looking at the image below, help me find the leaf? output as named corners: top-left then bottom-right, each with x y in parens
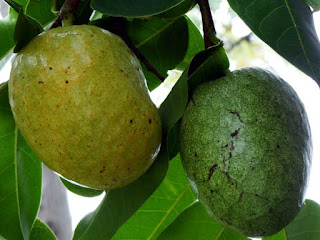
top-left (29, 219), bottom-right (57, 240)
top-left (306, 0), bottom-right (320, 11)
top-left (90, 0), bottom-right (185, 17)
top-left (156, 0), bottom-right (196, 19)
top-left (126, 16), bottom-right (189, 90)
top-left (14, 9), bottom-right (43, 52)
top-left (72, 147), bottom-right (169, 240)
top-left (227, 0), bottom-right (320, 84)
top-left (0, 16), bottom-right (16, 66)
top-left (159, 43), bottom-right (229, 158)
top-left (264, 199), bottom-right (320, 240)
top-left (4, 0), bottom-right (22, 13)
top-left (158, 202), bottom-right (250, 240)
top-left (0, 83), bottom-right (42, 240)
top-left (176, 16), bottom-right (205, 71)
top-left (76, 0), bottom-right (94, 25)
top-left (26, 0), bottom-right (56, 26)
top-left (113, 154), bottom-right (196, 240)
top-left (60, 177), bottom-right (104, 198)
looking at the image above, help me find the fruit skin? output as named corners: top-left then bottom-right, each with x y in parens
top-left (180, 67), bottom-right (312, 237)
top-left (9, 25), bottom-right (162, 189)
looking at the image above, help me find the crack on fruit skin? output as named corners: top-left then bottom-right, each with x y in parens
top-left (228, 109), bottom-right (244, 123)
top-left (207, 164), bottom-right (218, 180)
top-left (231, 128), bottom-right (240, 138)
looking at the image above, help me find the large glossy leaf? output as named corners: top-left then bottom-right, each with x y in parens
top-left (91, 0), bottom-right (185, 17)
top-left (176, 16), bottom-right (204, 71)
top-left (60, 177), bottom-right (103, 198)
top-left (227, 0), bottom-right (320, 84)
top-left (264, 199), bottom-right (320, 240)
top-left (14, 9), bottom-right (43, 52)
top-left (126, 16), bottom-right (189, 90)
top-left (159, 43), bottom-right (229, 158)
top-left (29, 219), bottom-right (57, 240)
top-left (156, 0), bottom-right (195, 19)
top-left (158, 201), bottom-right (250, 240)
top-left (72, 147), bottom-right (169, 240)
top-left (113, 154), bottom-right (196, 240)
top-left (26, 0), bottom-right (56, 26)
top-left (0, 83), bottom-right (42, 240)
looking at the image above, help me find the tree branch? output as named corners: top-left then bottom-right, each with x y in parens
top-left (196, 0), bottom-right (220, 48)
top-left (51, 0), bottom-right (81, 29)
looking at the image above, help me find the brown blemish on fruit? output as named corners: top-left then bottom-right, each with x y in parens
top-left (228, 110), bottom-right (243, 122)
top-left (239, 192), bottom-right (243, 202)
top-left (208, 164), bottom-right (218, 181)
top-left (100, 166), bottom-right (106, 173)
top-left (38, 81), bottom-right (44, 84)
top-left (149, 118), bottom-right (152, 124)
top-left (231, 128), bottom-right (240, 138)
top-left (65, 80), bottom-right (69, 84)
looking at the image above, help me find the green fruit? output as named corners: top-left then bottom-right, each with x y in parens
top-left (9, 25), bottom-right (162, 189)
top-left (180, 67), bottom-right (312, 237)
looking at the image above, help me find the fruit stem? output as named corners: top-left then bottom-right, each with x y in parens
top-left (196, 0), bottom-right (220, 48)
top-left (51, 0), bottom-right (81, 28)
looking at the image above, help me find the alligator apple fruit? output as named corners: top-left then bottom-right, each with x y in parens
top-left (9, 25), bottom-right (162, 189)
top-left (180, 67), bottom-right (312, 237)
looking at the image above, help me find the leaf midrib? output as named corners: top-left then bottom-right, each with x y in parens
top-left (283, 0), bottom-right (316, 79)
top-left (135, 19), bottom-right (178, 48)
top-left (146, 184), bottom-right (191, 240)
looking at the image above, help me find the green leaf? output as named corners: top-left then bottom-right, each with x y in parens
top-left (159, 43), bottom-right (229, 158)
top-left (158, 202), bottom-right (250, 240)
top-left (156, 0), bottom-right (196, 19)
top-left (26, 0), bottom-right (56, 26)
top-left (264, 199), bottom-right (320, 240)
top-left (51, 0), bottom-right (64, 13)
top-left (0, 83), bottom-right (42, 240)
top-left (113, 154), bottom-right (196, 240)
top-left (306, 0), bottom-right (320, 10)
top-left (126, 16), bottom-right (189, 90)
top-left (4, 0), bottom-right (22, 13)
top-left (75, 0), bottom-right (93, 25)
top-left (72, 147), bottom-right (169, 240)
top-left (176, 16), bottom-right (205, 71)
top-left (29, 219), bottom-right (57, 240)
top-left (227, 0), bottom-right (320, 84)
top-left (90, 0), bottom-right (185, 17)
top-left (14, 9), bottom-right (43, 52)
top-left (60, 177), bottom-right (103, 198)
top-left (0, 17), bottom-right (16, 67)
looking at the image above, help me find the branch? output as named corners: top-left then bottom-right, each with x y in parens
top-left (225, 33), bottom-right (253, 52)
top-left (196, 0), bottom-right (220, 48)
top-left (108, 18), bottom-right (165, 82)
top-left (51, 0), bottom-right (81, 29)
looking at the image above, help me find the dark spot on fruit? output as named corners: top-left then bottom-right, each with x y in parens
top-left (68, 67), bottom-right (70, 69)
top-left (251, 167), bottom-right (255, 171)
top-left (210, 189), bottom-right (214, 193)
top-left (100, 166), bottom-right (106, 173)
top-left (91, 34), bottom-right (93, 37)
top-left (230, 141), bottom-right (234, 150)
top-left (269, 208), bottom-right (273, 213)
top-left (38, 81), bottom-right (44, 84)
top-left (217, 140), bottom-right (220, 143)
top-left (228, 110), bottom-right (243, 122)
top-left (130, 119), bottom-right (133, 123)
top-left (238, 192), bottom-right (243, 202)
top-left (231, 128), bottom-right (240, 138)
top-left (208, 164), bottom-right (218, 181)
top-left (226, 220), bottom-right (232, 225)
top-left (223, 143), bottom-right (229, 148)
top-left (49, 67), bottom-right (52, 70)
top-left (224, 171), bottom-right (231, 182)
top-left (112, 178), bottom-right (117, 182)
top-left (120, 69), bottom-right (124, 72)
top-left (65, 80), bottom-right (69, 84)
top-left (149, 118), bottom-right (152, 124)
top-left (277, 144), bottom-right (280, 148)
top-left (228, 152), bottom-right (232, 159)
top-left (135, 67), bottom-right (140, 71)
top-left (194, 152), bottom-right (198, 158)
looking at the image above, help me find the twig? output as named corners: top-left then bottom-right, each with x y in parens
top-left (51, 0), bottom-right (81, 29)
top-left (196, 0), bottom-right (220, 48)
top-left (108, 17), bottom-right (165, 82)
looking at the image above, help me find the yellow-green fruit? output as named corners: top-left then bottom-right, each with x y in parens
top-left (9, 25), bottom-right (162, 189)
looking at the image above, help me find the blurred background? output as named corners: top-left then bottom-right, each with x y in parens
top-left (0, 0), bottom-right (319, 239)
